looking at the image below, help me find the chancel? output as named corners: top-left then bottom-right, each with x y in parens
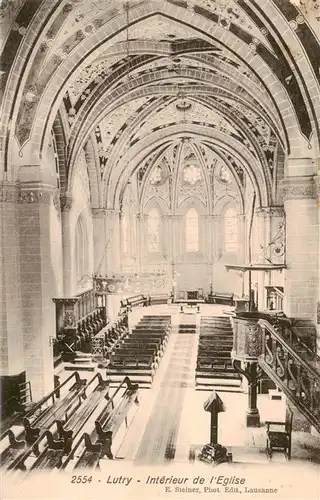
top-left (0, 0), bottom-right (320, 481)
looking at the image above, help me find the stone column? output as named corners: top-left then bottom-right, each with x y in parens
top-left (18, 181), bottom-right (57, 400)
top-left (282, 171), bottom-right (318, 348)
top-left (92, 208), bottom-right (106, 275)
top-left (246, 362), bottom-right (260, 427)
top-left (237, 213), bottom-right (246, 263)
top-left (0, 182), bottom-right (24, 376)
top-left (61, 192), bottom-right (74, 296)
top-left (317, 173), bottom-right (320, 356)
top-left (170, 214), bottom-right (181, 294)
top-left (137, 213), bottom-right (148, 273)
top-left (105, 209), bottom-right (120, 274)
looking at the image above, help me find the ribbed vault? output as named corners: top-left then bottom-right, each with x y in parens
top-left (1, 0), bottom-right (319, 212)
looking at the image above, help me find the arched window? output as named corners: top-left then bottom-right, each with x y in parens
top-left (75, 215), bottom-right (88, 283)
top-left (186, 207), bottom-right (199, 252)
top-left (147, 208), bottom-right (160, 253)
top-left (224, 207), bottom-right (238, 253)
top-left (122, 214), bottom-right (128, 255)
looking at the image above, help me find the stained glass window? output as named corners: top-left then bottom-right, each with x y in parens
top-left (219, 165), bottom-right (231, 184)
top-left (186, 207), bottom-right (199, 252)
top-left (147, 208), bottom-right (160, 253)
top-left (224, 207), bottom-right (238, 252)
top-left (150, 166), bottom-right (163, 184)
top-left (183, 164), bottom-right (201, 185)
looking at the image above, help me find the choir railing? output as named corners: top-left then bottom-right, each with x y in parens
top-left (52, 289), bottom-right (107, 359)
top-left (258, 319), bottom-right (320, 433)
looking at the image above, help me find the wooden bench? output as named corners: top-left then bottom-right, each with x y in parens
top-left (196, 358), bottom-right (234, 371)
top-left (131, 331), bottom-right (169, 341)
top-left (133, 323), bottom-right (170, 329)
top-left (199, 337), bottom-right (233, 343)
top-left (127, 294), bottom-right (148, 308)
top-left (111, 347), bottom-right (161, 359)
top-left (0, 372), bottom-right (86, 469)
top-left (149, 294), bottom-right (169, 305)
top-left (207, 292), bottom-right (234, 305)
top-left (115, 341), bottom-right (164, 354)
top-left (0, 397), bottom-right (25, 438)
top-left (94, 377), bottom-right (139, 459)
top-left (143, 314), bottom-right (171, 317)
top-left (61, 377), bottom-right (139, 469)
top-left (5, 372), bottom-right (103, 471)
top-left (22, 373), bottom-right (87, 452)
top-left (109, 353), bottom-right (156, 368)
top-left (119, 340), bottom-right (164, 351)
top-left (29, 374), bottom-right (110, 469)
top-left (132, 326), bottom-right (170, 334)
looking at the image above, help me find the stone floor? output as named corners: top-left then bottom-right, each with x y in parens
top-left (3, 305), bottom-right (319, 500)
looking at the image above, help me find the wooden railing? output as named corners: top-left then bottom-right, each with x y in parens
top-left (258, 319), bottom-right (320, 433)
top-left (261, 312), bottom-right (318, 362)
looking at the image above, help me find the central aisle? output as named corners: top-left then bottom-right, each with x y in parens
top-left (133, 313), bottom-right (199, 465)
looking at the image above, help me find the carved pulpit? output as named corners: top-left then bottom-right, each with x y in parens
top-left (197, 391), bottom-right (232, 466)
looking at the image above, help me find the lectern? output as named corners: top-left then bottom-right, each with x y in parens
top-left (197, 391), bottom-right (232, 465)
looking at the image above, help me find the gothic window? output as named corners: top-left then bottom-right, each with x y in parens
top-left (224, 207), bottom-right (238, 253)
top-left (218, 165), bottom-right (231, 184)
top-left (182, 164), bottom-right (201, 185)
top-left (75, 215), bottom-right (88, 283)
top-left (147, 208), bottom-right (160, 253)
top-left (186, 207), bottom-right (199, 252)
top-left (150, 165), bottom-right (163, 185)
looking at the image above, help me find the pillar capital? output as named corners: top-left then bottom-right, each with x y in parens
top-left (0, 181), bottom-right (19, 203)
top-left (137, 212), bottom-right (148, 221)
top-left (92, 207), bottom-right (106, 218)
top-left (105, 208), bottom-right (120, 216)
top-left (281, 175), bottom-right (317, 201)
top-left (255, 206), bottom-right (284, 217)
top-left (60, 192), bottom-right (73, 211)
top-left (163, 214), bottom-right (180, 219)
top-left (18, 181), bottom-right (56, 204)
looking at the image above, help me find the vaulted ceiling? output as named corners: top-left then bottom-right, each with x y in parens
top-left (1, 0), bottom-right (319, 209)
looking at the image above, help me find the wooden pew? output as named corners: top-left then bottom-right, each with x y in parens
top-left (149, 294), bottom-right (169, 305)
top-left (0, 397), bottom-right (25, 438)
top-left (119, 340), bottom-right (164, 352)
top-left (109, 354), bottom-right (156, 369)
top-left (60, 377), bottom-right (139, 469)
top-left (131, 327), bottom-right (169, 336)
top-left (94, 376), bottom-right (139, 459)
top-left (126, 294), bottom-right (148, 309)
top-left (0, 372), bottom-right (86, 469)
top-left (130, 332), bottom-right (169, 342)
top-left (29, 374), bottom-right (110, 469)
top-left (22, 373), bottom-right (87, 452)
top-left (207, 291), bottom-right (234, 305)
top-left (143, 315), bottom-right (171, 318)
top-left (132, 323), bottom-right (170, 329)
